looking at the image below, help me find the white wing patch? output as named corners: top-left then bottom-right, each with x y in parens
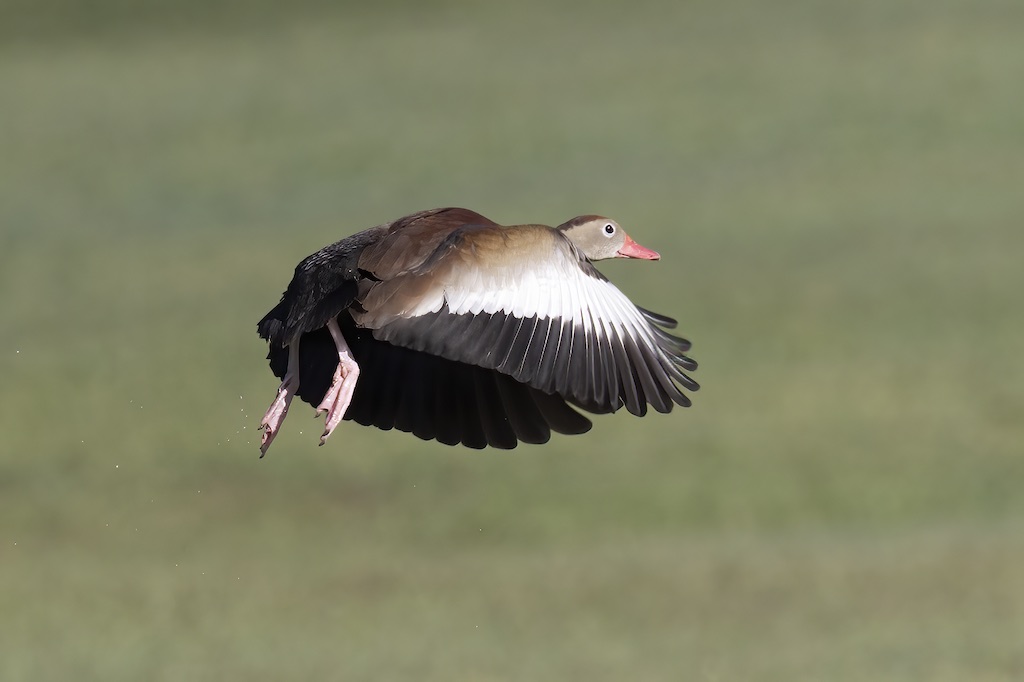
top-left (432, 251), bottom-right (657, 354)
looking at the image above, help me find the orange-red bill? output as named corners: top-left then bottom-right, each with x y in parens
top-left (616, 234), bottom-right (661, 260)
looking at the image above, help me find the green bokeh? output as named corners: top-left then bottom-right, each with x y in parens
top-left (3, 1), bottom-right (1023, 679)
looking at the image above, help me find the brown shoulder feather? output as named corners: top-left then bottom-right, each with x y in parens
top-left (358, 207), bottom-right (499, 279)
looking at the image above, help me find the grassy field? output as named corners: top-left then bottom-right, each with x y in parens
top-left (3, 0), bottom-right (1024, 679)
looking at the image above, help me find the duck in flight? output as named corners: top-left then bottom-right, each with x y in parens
top-left (257, 207), bottom-right (698, 456)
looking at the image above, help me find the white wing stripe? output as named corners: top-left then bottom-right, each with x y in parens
top-left (436, 257), bottom-right (665, 355)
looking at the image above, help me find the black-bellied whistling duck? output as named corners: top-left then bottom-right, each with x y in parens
top-left (257, 207), bottom-right (698, 456)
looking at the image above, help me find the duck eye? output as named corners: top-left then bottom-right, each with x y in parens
top-left (603, 223), bottom-right (615, 236)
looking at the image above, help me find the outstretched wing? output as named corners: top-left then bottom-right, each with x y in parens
top-left (353, 224), bottom-right (698, 416)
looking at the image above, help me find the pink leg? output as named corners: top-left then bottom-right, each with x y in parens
top-left (259, 343), bottom-right (300, 457)
top-left (317, 318), bottom-right (360, 446)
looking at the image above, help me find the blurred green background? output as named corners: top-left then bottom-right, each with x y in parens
top-left (3, 0), bottom-right (1023, 679)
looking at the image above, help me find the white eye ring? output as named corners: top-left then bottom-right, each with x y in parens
top-left (603, 223), bottom-right (615, 236)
